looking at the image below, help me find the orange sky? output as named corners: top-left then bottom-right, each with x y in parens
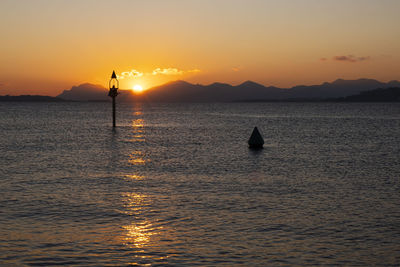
top-left (1, 0), bottom-right (399, 96)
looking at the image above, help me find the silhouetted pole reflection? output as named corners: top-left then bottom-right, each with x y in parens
top-left (108, 70), bottom-right (119, 127)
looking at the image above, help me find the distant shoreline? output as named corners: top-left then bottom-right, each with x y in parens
top-left (0, 95), bottom-right (69, 102)
top-left (0, 95), bottom-right (109, 103)
top-left (1, 87), bottom-right (399, 103)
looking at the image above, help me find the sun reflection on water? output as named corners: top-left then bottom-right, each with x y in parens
top-left (119, 104), bottom-right (164, 251)
top-left (131, 112), bottom-right (145, 143)
top-left (121, 192), bottom-right (149, 211)
top-left (129, 107), bottom-right (148, 164)
top-left (123, 221), bottom-right (162, 248)
top-left (132, 118), bottom-right (144, 128)
top-left (120, 193), bottom-right (164, 249)
top-left (124, 174), bottom-right (145, 180)
top-left (129, 151), bottom-right (149, 165)
top-left (133, 109), bottom-right (143, 116)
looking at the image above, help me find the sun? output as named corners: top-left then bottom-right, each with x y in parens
top-left (132, 84), bottom-right (144, 93)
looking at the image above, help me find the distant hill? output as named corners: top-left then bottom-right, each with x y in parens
top-left (130, 80), bottom-right (285, 102)
top-left (134, 78), bottom-right (400, 102)
top-left (56, 79), bottom-right (400, 102)
top-left (333, 87), bottom-right (400, 102)
top-left (0, 95), bottom-right (67, 102)
top-left (287, 79), bottom-right (399, 99)
top-left (57, 83), bottom-right (137, 102)
top-left (57, 83), bottom-right (109, 101)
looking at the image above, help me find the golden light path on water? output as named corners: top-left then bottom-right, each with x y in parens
top-left (124, 174), bottom-right (145, 181)
top-left (121, 192), bottom-right (161, 249)
top-left (120, 104), bottom-right (163, 252)
top-left (129, 151), bottom-right (147, 165)
top-left (130, 118), bottom-right (145, 142)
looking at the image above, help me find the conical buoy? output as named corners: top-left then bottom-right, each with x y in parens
top-left (248, 127), bottom-right (264, 149)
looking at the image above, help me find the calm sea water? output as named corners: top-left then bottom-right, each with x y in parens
top-left (0, 102), bottom-right (399, 266)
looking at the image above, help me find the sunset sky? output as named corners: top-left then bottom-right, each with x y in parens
top-left (1, 0), bottom-right (399, 96)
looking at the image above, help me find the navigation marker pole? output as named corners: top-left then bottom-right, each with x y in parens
top-left (108, 70), bottom-right (119, 127)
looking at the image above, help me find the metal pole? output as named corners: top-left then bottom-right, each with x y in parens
top-left (112, 96), bottom-right (116, 127)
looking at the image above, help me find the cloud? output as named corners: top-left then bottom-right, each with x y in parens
top-left (152, 68), bottom-right (183, 75)
top-left (232, 67), bottom-right (240, 72)
top-left (187, 69), bottom-right (201, 73)
top-left (117, 69), bottom-right (143, 79)
top-left (118, 67), bottom-right (201, 78)
top-left (333, 55), bottom-right (371, 63)
top-left (320, 57), bottom-right (328, 61)
top-left (151, 68), bottom-right (201, 75)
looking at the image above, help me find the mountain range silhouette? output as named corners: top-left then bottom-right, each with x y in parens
top-left (57, 78), bottom-right (400, 102)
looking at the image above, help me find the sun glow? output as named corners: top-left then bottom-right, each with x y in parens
top-left (132, 84), bottom-right (144, 93)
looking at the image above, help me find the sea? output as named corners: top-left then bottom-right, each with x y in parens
top-left (0, 102), bottom-right (399, 266)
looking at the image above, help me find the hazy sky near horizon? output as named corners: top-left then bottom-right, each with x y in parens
top-left (1, 0), bottom-right (399, 95)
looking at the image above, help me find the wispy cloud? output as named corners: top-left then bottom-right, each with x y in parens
top-left (118, 69), bottom-right (143, 79)
top-left (333, 55), bottom-right (371, 63)
top-left (152, 68), bottom-right (183, 75)
top-left (118, 67), bottom-right (200, 79)
top-left (187, 69), bottom-right (201, 74)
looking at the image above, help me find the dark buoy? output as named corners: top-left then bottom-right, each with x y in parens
top-left (248, 127), bottom-right (264, 149)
